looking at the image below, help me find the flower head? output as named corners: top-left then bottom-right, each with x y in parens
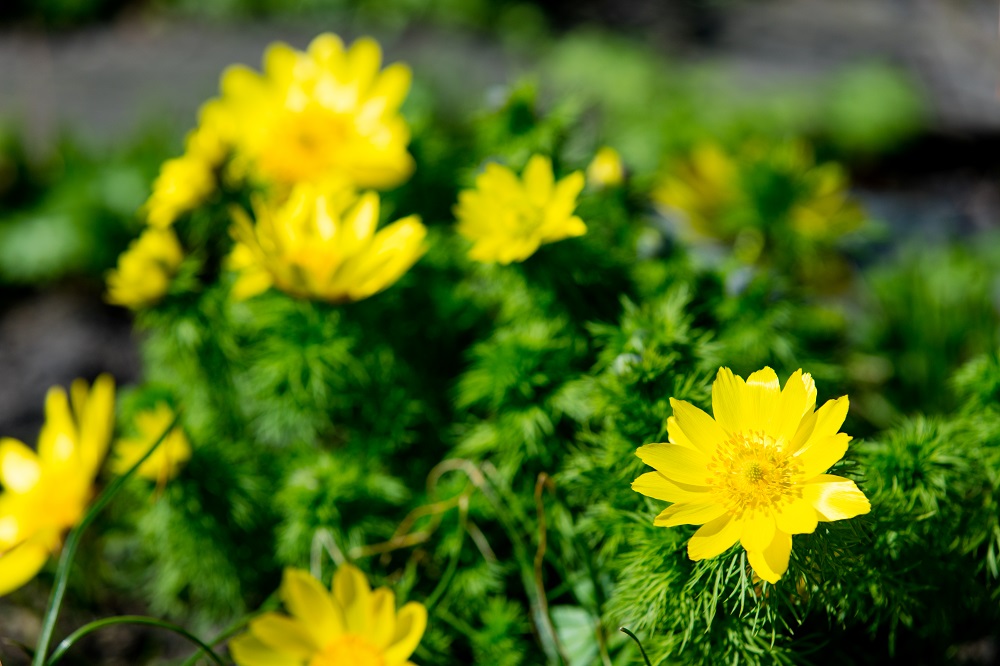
top-left (228, 184), bottom-right (426, 303)
top-left (0, 375), bottom-right (115, 595)
top-left (455, 155), bottom-right (586, 264)
top-left (106, 227), bottom-right (183, 309)
top-left (212, 33), bottom-right (414, 190)
top-left (230, 565), bottom-right (427, 666)
top-left (586, 146), bottom-right (625, 188)
top-left (145, 153), bottom-right (217, 229)
top-left (113, 403), bottom-right (191, 484)
top-left (632, 367), bottom-right (870, 583)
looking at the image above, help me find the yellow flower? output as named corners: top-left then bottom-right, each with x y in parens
top-left (228, 184), bottom-right (427, 303)
top-left (0, 375), bottom-right (115, 596)
top-left (113, 403), bottom-right (191, 484)
top-left (586, 146), bottom-right (625, 188)
top-left (229, 565), bottom-right (427, 666)
top-left (455, 155), bottom-right (586, 264)
top-left (106, 227), bottom-right (184, 310)
top-left (145, 153), bottom-right (217, 229)
top-left (652, 143), bottom-right (742, 240)
top-left (213, 33), bottom-right (414, 190)
top-left (632, 367), bottom-right (870, 583)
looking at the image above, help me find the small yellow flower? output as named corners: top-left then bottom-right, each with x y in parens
top-left (586, 146), bottom-right (625, 188)
top-left (632, 367), bottom-right (871, 583)
top-left (652, 143), bottom-right (742, 240)
top-left (213, 33), bottom-right (414, 190)
top-left (113, 403), bottom-right (191, 484)
top-left (229, 565), bottom-right (427, 666)
top-left (455, 155), bottom-right (586, 264)
top-left (106, 228), bottom-right (184, 310)
top-left (0, 375), bottom-right (115, 596)
top-left (145, 153), bottom-right (217, 229)
top-left (228, 184), bottom-right (427, 303)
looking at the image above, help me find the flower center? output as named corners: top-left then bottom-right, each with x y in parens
top-left (310, 635), bottom-right (385, 666)
top-left (260, 106), bottom-right (350, 183)
top-left (708, 431), bottom-right (800, 515)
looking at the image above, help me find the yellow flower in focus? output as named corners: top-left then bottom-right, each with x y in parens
top-left (632, 367), bottom-right (870, 583)
top-left (214, 33), bottom-right (414, 189)
top-left (228, 184), bottom-right (427, 303)
top-left (145, 154), bottom-right (217, 229)
top-left (230, 565), bottom-right (427, 666)
top-left (106, 228), bottom-right (184, 310)
top-left (587, 146), bottom-right (625, 188)
top-left (455, 155), bottom-right (586, 264)
top-left (113, 404), bottom-right (191, 484)
top-left (0, 375), bottom-right (115, 596)
top-left (652, 143), bottom-right (742, 240)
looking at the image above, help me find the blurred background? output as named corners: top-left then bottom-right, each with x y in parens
top-left (0, 1), bottom-right (999, 661)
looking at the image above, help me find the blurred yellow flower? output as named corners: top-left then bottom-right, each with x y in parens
top-left (455, 155), bottom-right (586, 264)
top-left (229, 184), bottom-right (426, 303)
top-left (230, 565), bottom-right (427, 666)
top-left (586, 146), bottom-right (625, 188)
top-left (652, 143), bottom-right (742, 240)
top-left (632, 367), bottom-right (870, 583)
top-left (0, 375), bottom-right (115, 596)
top-left (213, 33), bottom-right (414, 190)
top-left (145, 153), bottom-right (217, 229)
top-left (106, 227), bottom-right (183, 310)
top-left (113, 403), bottom-right (191, 484)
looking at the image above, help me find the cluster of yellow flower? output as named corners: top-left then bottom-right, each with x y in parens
top-left (107, 33), bottom-right (610, 311)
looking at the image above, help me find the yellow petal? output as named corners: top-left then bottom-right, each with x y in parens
top-left (77, 374), bottom-right (116, 478)
top-left (340, 191), bottom-right (380, 258)
top-left (635, 444), bottom-right (710, 486)
top-left (631, 471), bottom-right (710, 503)
top-left (522, 155), bottom-right (554, 209)
top-left (744, 367), bottom-right (781, 433)
top-left (668, 399), bottom-right (727, 457)
top-left (774, 499), bottom-right (819, 535)
top-left (340, 216), bottom-right (427, 301)
top-left (368, 587), bottom-right (397, 648)
top-left (248, 612), bottom-right (319, 658)
top-left (368, 63), bottom-right (412, 114)
top-left (654, 501), bottom-right (727, 527)
top-left (229, 632), bottom-right (302, 666)
top-left (712, 367), bottom-right (746, 436)
top-left (37, 387), bottom-right (77, 467)
top-left (773, 369), bottom-right (809, 446)
top-left (746, 530), bottom-right (792, 584)
top-left (333, 564), bottom-right (372, 635)
top-left (687, 514), bottom-right (741, 561)
top-left (280, 568), bottom-right (344, 643)
top-left (346, 37), bottom-right (383, 94)
top-left (802, 475), bottom-right (871, 521)
top-left (382, 601), bottom-right (427, 663)
top-left (0, 538), bottom-right (50, 596)
top-left (739, 511), bottom-right (776, 552)
top-left (810, 396), bottom-right (850, 442)
top-left (0, 438), bottom-right (41, 493)
top-left (794, 433), bottom-right (851, 480)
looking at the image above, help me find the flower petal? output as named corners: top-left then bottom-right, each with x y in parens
top-left (802, 474), bottom-right (871, 522)
top-left (280, 568), bottom-right (344, 644)
top-left (229, 632), bottom-right (302, 666)
top-left (747, 530), bottom-right (792, 584)
top-left (668, 400), bottom-right (727, 457)
top-left (368, 587), bottom-right (396, 648)
top-left (773, 369), bottom-right (809, 446)
top-left (0, 438), bottom-right (41, 493)
top-left (248, 612), bottom-right (319, 658)
top-left (712, 367), bottom-right (747, 436)
top-left (739, 511), bottom-right (776, 552)
top-left (382, 601), bottom-right (427, 663)
top-left (635, 444), bottom-right (711, 486)
top-left (522, 155), bottom-right (554, 208)
top-left (744, 367), bottom-right (781, 433)
top-left (333, 563), bottom-right (373, 635)
top-left (0, 538), bottom-right (51, 596)
top-left (631, 471), bottom-right (710, 503)
top-left (774, 498), bottom-right (819, 535)
top-left (654, 501), bottom-right (727, 527)
top-left (687, 514), bottom-right (741, 560)
top-left (794, 433), bottom-right (851, 479)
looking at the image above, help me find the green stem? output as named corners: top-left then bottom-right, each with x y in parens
top-left (32, 413), bottom-right (181, 666)
top-left (45, 615), bottom-right (224, 666)
top-left (424, 498), bottom-right (468, 613)
top-left (620, 627), bottom-right (653, 666)
top-left (179, 591), bottom-right (280, 666)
